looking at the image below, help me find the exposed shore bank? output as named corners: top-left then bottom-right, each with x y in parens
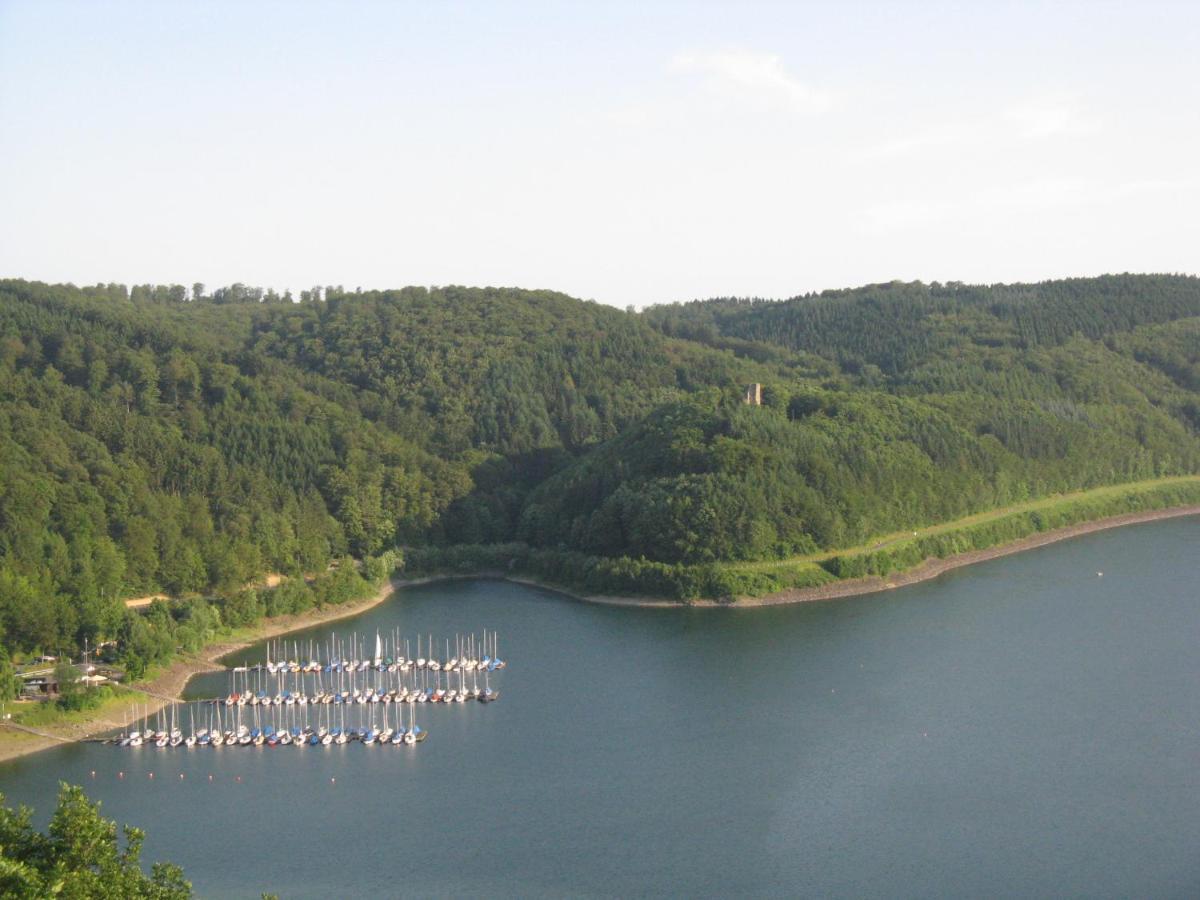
top-left (708, 503), bottom-right (1200, 607)
top-left (3, 502), bottom-right (1197, 764)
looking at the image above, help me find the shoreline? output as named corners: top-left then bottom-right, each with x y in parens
top-left (2, 501), bottom-right (1197, 764)
top-left (580, 503), bottom-right (1200, 608)
top-left (709, 503), bottom-right (1200, 607)
top-left (395, 503), bottom-right (1200, 609)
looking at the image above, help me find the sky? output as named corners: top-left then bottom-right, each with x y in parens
top-left (1, 0), bottom-right (1198, 308)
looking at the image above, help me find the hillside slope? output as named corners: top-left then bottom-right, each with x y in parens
top-left (516, 275), bottom-right (1200, 563)
top-left (0, 274), bottom-right (1197, 660)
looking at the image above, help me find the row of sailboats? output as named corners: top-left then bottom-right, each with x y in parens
top-left (221, 630), bottom-right (502, 707)
top-left (255, 630), bottom-right (505, 675)
top-left (117, 694), bottom-right (428, 748)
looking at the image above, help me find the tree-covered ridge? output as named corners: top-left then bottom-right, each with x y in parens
top-left (236, 284), bottom-right (774, 545)
top-left (245, 284), bottom-right (752, 456)
top-left (644, 274), bottom-right (1200, 375)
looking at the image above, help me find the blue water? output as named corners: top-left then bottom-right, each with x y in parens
top-left (2, 516), bottom-right (1198, 898)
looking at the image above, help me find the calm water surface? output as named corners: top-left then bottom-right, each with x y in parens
top-left (2, 517), bottom-right (1198, 898)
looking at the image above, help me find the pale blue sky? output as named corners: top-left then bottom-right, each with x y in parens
top-left (1, 1), bottom-right (1197, 307)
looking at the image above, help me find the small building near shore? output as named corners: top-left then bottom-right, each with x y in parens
top-left (21, 676), bottom-right (59, 698)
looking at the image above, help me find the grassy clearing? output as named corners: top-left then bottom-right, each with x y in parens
top-left (8, 686), bottom-right (145, 731)
top-left (0, 726), bottom-right (44, 760)
top-left (744, 475), bottom-right (1200, 571)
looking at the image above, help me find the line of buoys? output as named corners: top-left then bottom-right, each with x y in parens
top-left (82, 770), bottom-right (290, 785)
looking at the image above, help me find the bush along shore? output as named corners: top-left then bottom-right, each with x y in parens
top-left (401, 477), bottom-right (1200, 603)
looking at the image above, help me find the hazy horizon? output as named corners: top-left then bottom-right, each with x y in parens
top-left (4, 270), bottom-right (1199, 311)
top-left (2, 1), bottom-right (1198, 308)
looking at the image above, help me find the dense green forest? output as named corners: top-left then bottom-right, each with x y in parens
top-left (642, 274), bottom-right (1200, 376)
top-left (1, 274), bottom-right (1198, 665)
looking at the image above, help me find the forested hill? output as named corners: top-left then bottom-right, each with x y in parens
top-left (1, 274), bottom-right (1198, 663)
top-left (642, 274), bottom-right (1200, 376)
top-left (0, 279), bottom-right (763, 659)
top-left (244, 285), bottom-right (759, 456)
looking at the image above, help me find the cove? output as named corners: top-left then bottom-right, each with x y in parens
top-left (1, 515), bottom-right (1197, 898)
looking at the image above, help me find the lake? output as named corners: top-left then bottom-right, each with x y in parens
top-left (2, 516), bottom-right (1198, 898)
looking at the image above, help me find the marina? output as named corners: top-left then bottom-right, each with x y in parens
top-left (110, 630), bottom-right (505, 750)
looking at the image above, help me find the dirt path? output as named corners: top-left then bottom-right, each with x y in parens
top-left (123, 573), bottom-right (287, 609)
top-left (123, 593), bottom-right (169, 609)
